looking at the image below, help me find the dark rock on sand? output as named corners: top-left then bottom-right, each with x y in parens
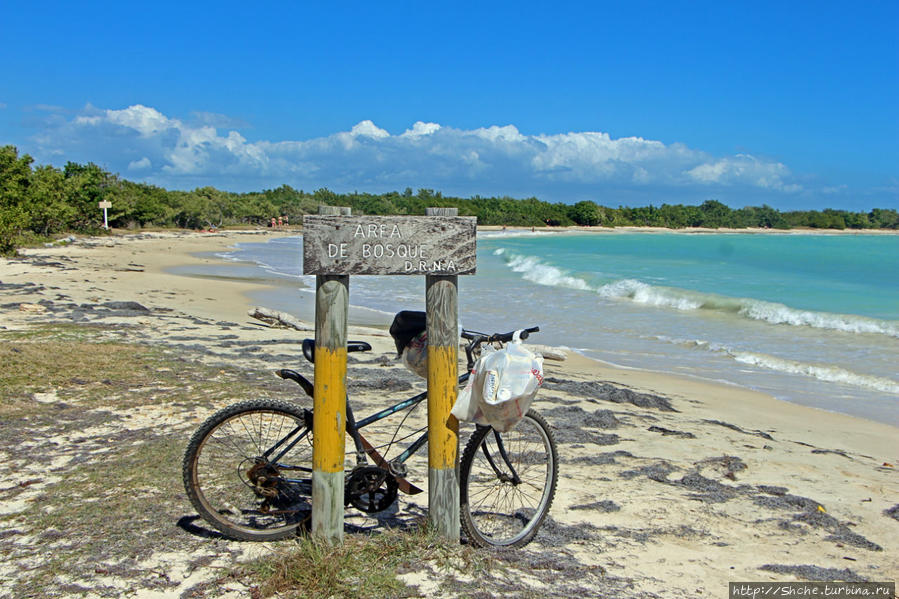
top-left (571, 500), bottom-right (621, 512)
top-left (0, 282), bottom-right (45, 295)
top-left (537, 515), bottom-right (603, 543)
top-left (647, 425), bottom-right (695, 439)
top-left (676, 472), bottom-right (748, 503)
top-left (758, 564), bottom-right (869, 582)
top-left (811, 448), bottom-right (852, 459)
top-left (884, 504), bottom-right (899, 521)
top-left (751, 491), bottom-right (822, 513)
top-left (753, 490), bottom-right (882, 551)
top-left (552, 428), bottom-right (620, 446)
top-left (695, 455), bottom-right (747, 479)
top-left (619, 461), bottom-right (677, 482)
top-left (543, 405), bottom-right (620, 429)
top-left (790, 512), bottom-right (882, 552)
top-left (701, 419), bottom-right (774, 440)
top-left (543, 377), bottom-right (676, 412)
top-left (542, 405), bottom-right (621, 444)
top-left (566, 450), bottom-right (635, 466)
top-left (102, 301), bottom-right (150, 312)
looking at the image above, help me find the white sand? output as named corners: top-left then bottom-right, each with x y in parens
top-left (1, 229), bottom-right (896, 597)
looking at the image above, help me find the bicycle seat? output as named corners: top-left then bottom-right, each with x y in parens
top-left (302, 339), bottom-right (372, 363)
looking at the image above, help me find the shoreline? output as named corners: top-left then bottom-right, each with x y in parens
top-left (477, 225), bottom-right (899, 235)
top-left (209, 228), bottom-right (899, 425)
top-left (4, 228), bottom-right (896, 444)
top-left (2, 229), bottom-right (897, 596)
top-left (13, 227), bottom-right (893, 427)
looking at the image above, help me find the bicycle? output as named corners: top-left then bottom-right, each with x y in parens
top-left (182, 315), bottom-right (558, 548)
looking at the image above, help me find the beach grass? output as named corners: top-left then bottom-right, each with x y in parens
top-left (0, 323), bottom-right (258, 418)
top-left (240, 525), bottom-right (499, 599)
top-left (0, 323), bottom-right (506, 598)
top-left (0, 324), bottom-right (262, 596)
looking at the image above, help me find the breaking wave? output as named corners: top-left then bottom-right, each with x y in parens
top-left (502, 251), bottom-right (592, 291)
top-left (650, 335), bottom-right (899, 394)
top-left (729, 351), bottom-right (899, 394)
top-left (497, 249), bottom-right (899, 338)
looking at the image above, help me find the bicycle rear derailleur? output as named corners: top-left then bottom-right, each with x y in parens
top-left (345, 466), bottom-right (398, 513)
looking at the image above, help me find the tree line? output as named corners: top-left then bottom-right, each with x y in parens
top-left (2, 145), bottom-right (897, 254)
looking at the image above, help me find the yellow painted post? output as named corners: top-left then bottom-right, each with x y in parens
top-left (312, 205), bottom-right (350, 542)
top-left (425, 207), bottom-right (460, 539)
top-left (303, 205), bottom-right (475, 542)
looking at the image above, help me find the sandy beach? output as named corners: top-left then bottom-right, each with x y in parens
top-left (1, 229), bottom-right (896, 598)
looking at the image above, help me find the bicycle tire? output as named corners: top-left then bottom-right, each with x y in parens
top-left (459, 409), bottom-right (558, 548)
top-left (183, 399), bottom-right (314, 541)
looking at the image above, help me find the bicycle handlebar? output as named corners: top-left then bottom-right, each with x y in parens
top-left (461, 326), bottom-right (540, 344)
top-left (460, 326), bottom-right (539, 371)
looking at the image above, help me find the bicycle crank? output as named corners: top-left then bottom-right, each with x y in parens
top-left (345, 466), bottom-right (398, 513)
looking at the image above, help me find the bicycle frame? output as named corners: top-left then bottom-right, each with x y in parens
top-left (183, 324), bottom-right (554, 545)
top-left (269, 328), bottom-right (516, 495)
top-left (272, 371), bottom-right (472, 496)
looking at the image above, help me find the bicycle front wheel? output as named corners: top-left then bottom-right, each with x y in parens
top-left (459, 410), bottom-right (558, 548)
top-left (182, 399), bottom-right (314, 541)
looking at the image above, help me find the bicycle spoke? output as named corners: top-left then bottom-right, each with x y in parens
top-left (460, 412), bottom-right (558, 548)
top-left (185, 402), bottom-right (315, 540)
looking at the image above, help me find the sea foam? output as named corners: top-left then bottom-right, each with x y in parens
top-left (498, 249), bottom-right (899, 338)
top-left (505, 253), bottom-right (591, 291)
top-left (649, 334), bottom-right (899, 394)
top-left (729, 351), bottom-right (899, 394)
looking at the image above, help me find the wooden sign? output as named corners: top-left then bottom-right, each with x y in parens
top-left (303, 215), bottom-right (477, 275)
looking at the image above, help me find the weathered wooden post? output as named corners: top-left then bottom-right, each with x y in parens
top-left (312, 205), bottom-right (350, 542)
top-left (425, 207), bottom-right (460, 538)
top-left (303, 208), bottom-right (476, 542)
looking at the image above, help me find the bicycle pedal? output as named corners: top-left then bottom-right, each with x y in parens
top-left (388, 461), bottom-right (407, 478)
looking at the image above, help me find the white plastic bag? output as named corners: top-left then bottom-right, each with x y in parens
top-left (452, 332), bottom-right (544, 432)
top-left (451, 344), bottom-right (496, 424)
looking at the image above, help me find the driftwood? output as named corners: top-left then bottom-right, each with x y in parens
top-left (531, 345), bottom-right (568, 362)
top-left (248, 306), bottom-right (390, 337)
top-left (248, 306), bottom-right (312, 331)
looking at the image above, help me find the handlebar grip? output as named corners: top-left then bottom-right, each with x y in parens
top-left (519, 326), bottom-right (540, 340)
top-left (462, 327), bottom-right (540, 344)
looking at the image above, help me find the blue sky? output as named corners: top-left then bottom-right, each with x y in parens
top-left (1, 1), bottom-right (896, 210)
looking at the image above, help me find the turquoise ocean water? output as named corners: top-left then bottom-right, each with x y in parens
top-left (216, 232), bottom-right (899, 425)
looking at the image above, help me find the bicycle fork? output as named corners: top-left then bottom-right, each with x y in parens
top-left (480, 428), bottom-right (522, 485)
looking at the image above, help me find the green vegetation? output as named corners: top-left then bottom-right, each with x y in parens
top-left (2, 144), bottom-right (897, 253)
top-left (0, 325), bottom-right (225, 596)
top-left (0, 324), bottom-right (251, 418)
top-left (241, 526), bottom-right (497, 599)
top-left (0, 323), bottom-right (502, 598)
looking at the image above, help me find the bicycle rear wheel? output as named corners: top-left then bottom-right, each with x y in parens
top-left (182, 399), bottom-right (314, 541)
top-left (459, 410), bottom-right (558, 548)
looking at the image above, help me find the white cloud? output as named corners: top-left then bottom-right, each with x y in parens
top-left (76, 104), bottom-right (174, 137)
top-left (685, 154), bottom-right (800, 191)
top-left (401, 121), bottom-right (441, 137)
top-left (128, 157), bottom-right (152, 170)
top-left (349, 120), bottom-right (390, 139)
top-left (29, 103), bottom-right (806, 200)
